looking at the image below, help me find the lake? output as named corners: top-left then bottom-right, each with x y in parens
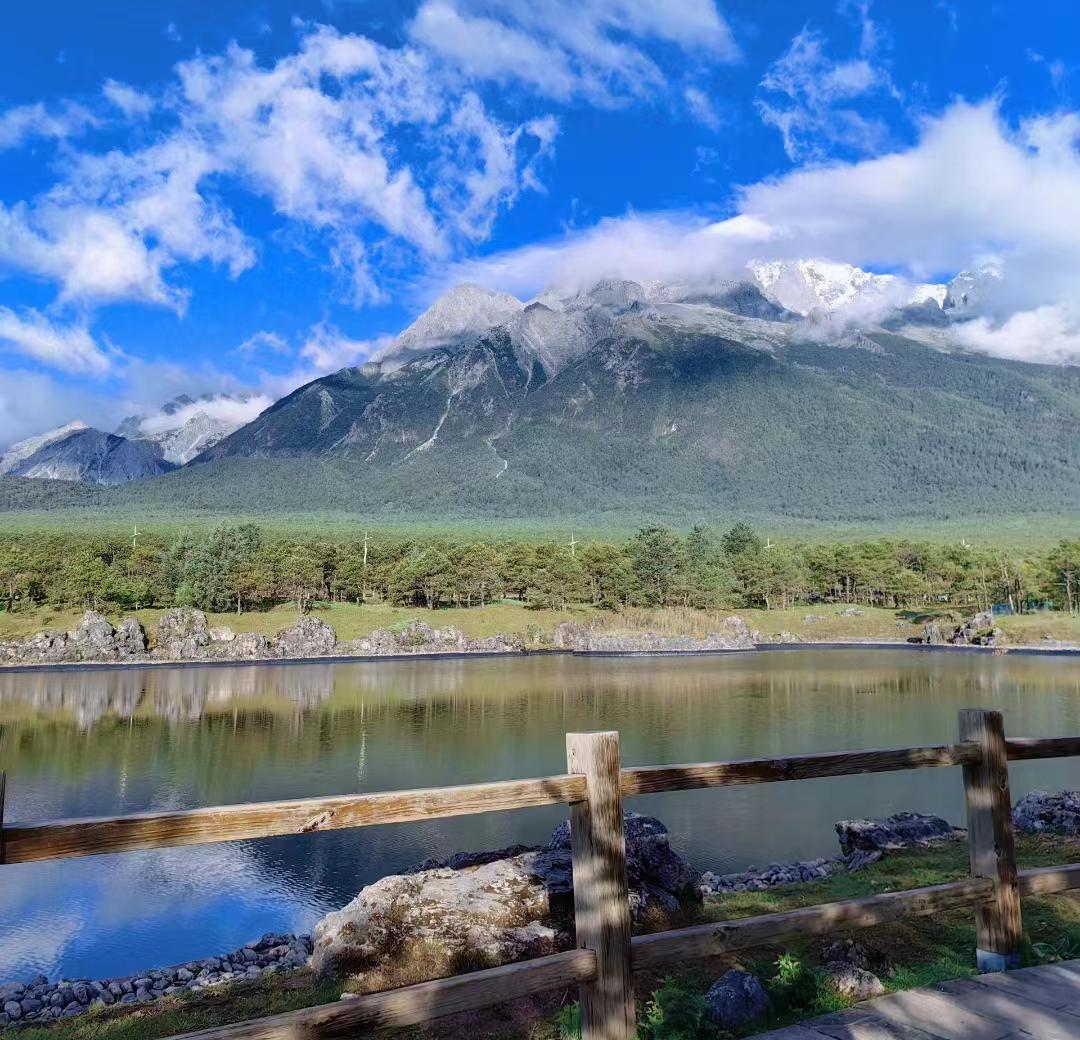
top-left (2, 648), bottom-right (1079, 982)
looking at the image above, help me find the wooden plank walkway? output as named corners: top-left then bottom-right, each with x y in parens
top-left (758, 960), bottom-right (1080, 1039)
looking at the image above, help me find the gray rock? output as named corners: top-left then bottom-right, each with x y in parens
top-left (922, 621), bottom-right (945, 644)
top-left (311, 813), bottom-right (699, 984)
top-left (951, 610), bottom-right (998, 645)
top-left (153, 608), bottom-right (212, 659)
top-left (0, 985), bottom-right (24, 1002)
top-left (20, 997), bottom-right (43, 1015)
top-left (553, 616), bottom-right (755, 652)
top-left (273, 616), bottom-right (337, 658)
top-left (825, 964), bottom-right (885, 1001)
top-left (1014, 790), bottom-right (1080, 836)
top-left (4, 1001), bottom-right (22, 1021)
top-left (836, 812), bottom-right (961, 855)
top-left (703, 970), bottom-right (771, 1031)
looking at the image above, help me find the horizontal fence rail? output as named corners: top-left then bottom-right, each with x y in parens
top-left (3, 717), bottom-right (1080, 1040)
top-left (3, 741), bottom-right (988, 865)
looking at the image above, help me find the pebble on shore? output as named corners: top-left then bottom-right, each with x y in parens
top-left (0, 933), bottom-right (312, 1028)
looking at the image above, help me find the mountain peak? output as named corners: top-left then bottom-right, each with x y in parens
top-left (395, 283), bottom-right (524, 353)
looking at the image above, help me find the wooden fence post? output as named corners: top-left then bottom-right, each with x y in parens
top-left (959, 709), bottom-right (1022, 972)
top-left (566, 732), bottom-right (636, 1040)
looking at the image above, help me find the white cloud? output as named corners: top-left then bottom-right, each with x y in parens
top-left (953, 305), bottom-right (1080, 364)
top-left (0, 101), bottom-right (97, 150)
top-left (0, 307), bottom-right (112, 374)
top-left (0, 201), bottom-right (183, 309)
top-left (235, 330), bottom-right (291, 357)
top-left (408, 0), bottom-right (738, 106)
top-left (684, 86), bottom-right (722, 131)
top-left (431, 100), bottom-right (1080, 363)
top-left (757, 10), bottom-right (898, 163)
top-left (136, 393), bottom-right (272, 436)
top-left (102, 79), bottom-right (155, 118)
top-left (297, 323), bottom-right (389, 372)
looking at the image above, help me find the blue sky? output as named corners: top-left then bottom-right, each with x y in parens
top-left (2, 0), bottom-right (1080, 442)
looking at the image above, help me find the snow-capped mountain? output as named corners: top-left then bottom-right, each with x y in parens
top-left (117, 393), bottom-right (269, 464)
top-left (748, 258), bottom-right (946, 317)
top-left (0, 421), bottom-right (90, 475)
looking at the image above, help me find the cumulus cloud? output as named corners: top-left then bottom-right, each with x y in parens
top-left (0, 22), bottom-right (568, 311)
top-left (432, 100), bottom-right (1080, 363)
top-left (0, 307), bottom-right (112, 374)
top-left (408, 0), bottom-right (738, 106)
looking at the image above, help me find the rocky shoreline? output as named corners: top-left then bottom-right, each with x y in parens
top-left (0, 610), bottom-right (759, 667)
top-left (0, 934), bottom-right (311, 1028)
top-left (1, 608), bottom-right (1075, 670)
top-left (4, 796), bottom-right (1080, 1030)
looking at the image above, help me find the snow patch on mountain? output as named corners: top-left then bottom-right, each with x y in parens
top-left (748, 258), bottom-right (947, 318)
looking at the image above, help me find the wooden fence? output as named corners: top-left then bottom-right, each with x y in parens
top-left (2, 709), bottom-right (1080, 1040)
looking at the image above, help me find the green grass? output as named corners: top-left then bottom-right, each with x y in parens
top-left (21, 836), bottom-right (1080, 1040)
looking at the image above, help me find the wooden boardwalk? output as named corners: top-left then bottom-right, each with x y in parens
top-left (759, 960), bottom-right (1080, 1039)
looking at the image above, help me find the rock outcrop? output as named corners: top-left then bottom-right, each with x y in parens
top-left (310, 813), bottom-right (700, 987)
top-left (950, 610), bottom-right (1003, 646)
top-left (835, 812), bottom-right (962, 855)
top-left (1013, 790), bottom-right (1080, 836)
top-left (553, 615), bottom-right (756, 652)
top-left (0, 611), bottom-right (147, 664)
top-left (273, 616), bottom-right (336, 658)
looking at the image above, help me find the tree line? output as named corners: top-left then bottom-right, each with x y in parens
top-left (0, 523), bottom-right (1077, 617)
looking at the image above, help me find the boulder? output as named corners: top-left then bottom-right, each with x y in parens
top-left (72, 611), bottom-right (118, 656)
top-left (153, 609), bottom-right (211, 659)
top-left (703, 970), bottom-right (771, 1032)
top-left (310, 814), bottom-right (700, 986)
top-left (1013, 790), bottom-right (1080, 836)
top-left (273, 616), bottom-right (337, 658)
top-left (824, 964), bottom-right (885, 1001)
top-left (836, 812), bottom-right (961, 855)
top-left (114, 616), bottom-right (147, 657)
top-left (950, 610), bottom-right (1001, 646)
top-left (922, 621), bottom-right (945, 645)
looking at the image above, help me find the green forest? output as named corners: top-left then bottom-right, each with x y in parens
top-left (2, 522), bottom-right (1077, 618)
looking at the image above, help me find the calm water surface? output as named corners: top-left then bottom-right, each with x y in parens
top-left (2, 649), bottom-right (1079, 981)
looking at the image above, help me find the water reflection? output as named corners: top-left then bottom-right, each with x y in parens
top-left (1, 651), bottom-right (1079, 981)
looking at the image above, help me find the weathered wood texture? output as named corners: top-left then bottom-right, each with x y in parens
top-left (1005, 736), bottom-right (1080, 762)
top-left (0, 774), bottom-right (587, 864)
top-left (630, 877), bottom-right (993, 971)
top-left (620, 743), bottom-right (980, 796)
top-left (567, 732), bottom-right (636, 1040)
top-left (165, 948), bottom-right (595, 1040)
top-left (1018, 863), bottom-right (1080, 897)
top-left (959, 709), bottom-right (1023, 968)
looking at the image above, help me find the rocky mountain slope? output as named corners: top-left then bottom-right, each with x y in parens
top-left (177, 276), bottom-right (1080, 519)
top-left (4, 264), bottom-right (1079, 519)
top-left (4, 428), bottom-right (176, 485)
top-left (117, 393), bottom-right (263, 465)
